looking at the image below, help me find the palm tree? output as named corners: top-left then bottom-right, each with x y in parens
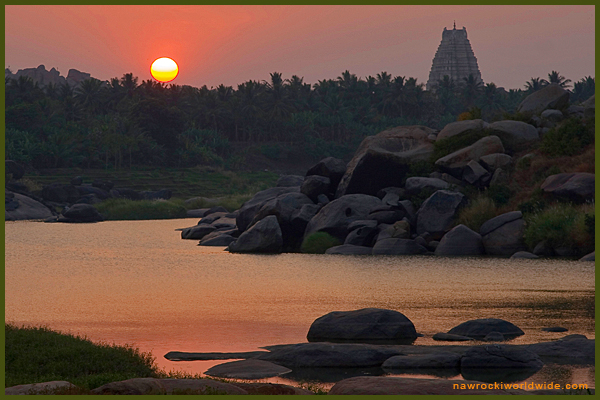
top-left (477, 83), bottom-right (503, 117)
top-left (524, 77), bottom-right (549, 93)
top-left (75, 78), bottom-right (104, 114)
top-left (547, 70), bottom-right (572, 88)
top-left (572, 76), bottom-right (595, 103)
top-left (461, 74), bottom-right (483, 108)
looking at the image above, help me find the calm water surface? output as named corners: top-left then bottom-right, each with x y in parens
top-left (5, 219), bottom-right (595, 388)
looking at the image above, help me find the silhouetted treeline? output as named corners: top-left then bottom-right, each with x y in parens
top-left (5, 69), bottom-right (594, 170)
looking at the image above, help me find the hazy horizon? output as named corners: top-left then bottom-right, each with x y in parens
top-left (5, 5), bottom-right (595, 90)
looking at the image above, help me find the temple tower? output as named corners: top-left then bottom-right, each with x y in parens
top-left (426, 24), bottom-right (482, 91)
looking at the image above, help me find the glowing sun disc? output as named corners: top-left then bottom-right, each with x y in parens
top-left (151, 57), bottom-right (179, 82)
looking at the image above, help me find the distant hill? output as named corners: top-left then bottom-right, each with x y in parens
top-left (5, 64), bottom-right (93, 87)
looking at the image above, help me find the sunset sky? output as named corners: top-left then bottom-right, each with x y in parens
top-left (5, 5), bottom-right (595, 90)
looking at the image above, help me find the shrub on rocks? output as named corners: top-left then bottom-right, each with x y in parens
top-left (301, 232), bottom-right (341, 254)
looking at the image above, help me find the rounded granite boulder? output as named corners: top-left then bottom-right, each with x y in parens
top-left (447, 318), bottom-right (524, 340)
top-left (307, 308), bottom-right (418, 344)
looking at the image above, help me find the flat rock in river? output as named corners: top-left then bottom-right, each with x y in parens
top-left (204, 359), bottom-right (292, 379)
top-left (257, 342), bottom-right (403, 368)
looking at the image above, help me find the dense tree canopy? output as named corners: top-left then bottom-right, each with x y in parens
top-left (5, 69), bottom-right (593, 170)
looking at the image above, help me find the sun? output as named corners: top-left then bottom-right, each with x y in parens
top-left (150, 57), bottom-right (179, 82)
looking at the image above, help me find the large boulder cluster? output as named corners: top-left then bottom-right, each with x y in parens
top-left (178, 90), bottom-right (594, 257)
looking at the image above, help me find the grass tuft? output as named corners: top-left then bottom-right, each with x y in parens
top-left (5, 324), bottom-right (159, 390)
top-left (457, 195), bottom-right (499, 232)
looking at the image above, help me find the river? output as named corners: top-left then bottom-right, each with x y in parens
top-left (4, 218), bottom-right (595, 388)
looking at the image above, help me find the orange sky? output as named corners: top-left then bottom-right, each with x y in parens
top-left (4, 5), bottom-right (595, 89)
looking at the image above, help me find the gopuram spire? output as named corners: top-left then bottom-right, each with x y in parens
top-left (426, 25), bottom-right (483, 92)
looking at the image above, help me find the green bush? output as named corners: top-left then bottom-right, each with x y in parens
top-left (540, 117), bottom-right (594, 157)
top-left (487, 184), bottom-right (513, 206)
top-left (431, 129), bottom-right (490, 161)
top-left (524, 203), bottom-right (594, 255)
top-left (95, 198), bottom-right (187, 220)
top-left (301, 232), bottom-right (342, 254)
top-left (457, 195), bottom-right (498, 232)
top-left (405, 160), bottom-right (436, 179)
top-left (5, 324), bottom-right (159, 390)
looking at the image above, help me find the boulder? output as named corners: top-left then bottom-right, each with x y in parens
top-left (377, 186), bottom-right (406, 199)
top-left (336, 125), bottom-right (436, 197)
top-left (579, 251), bottom-right (595, 261)
top-left (382, 352), bottom-right (461, 369)
top-left (483, 332), bottom-right (506, 342)
top-left (434, 224), bottom-right (484, 256)
top-left (61, 204), bottom-right (103, 222)
top-left (228, 215), bottom-right (283, 253)
top-left (276, 174), bottom-right (304, 187)
top-left (181, 224), bottom-right (216, 240)
top-left (526, 337), bottom-right (594, 364)
top-left (236, 186), bottom-right (299, 232)
top-left (582, 94), bottom-right (595, 118)
top-left (187, 208), bottom-right (210, 218)
top-left (304, 194), bottom-right (381, 241)
top-left (372, 238), bottom-right (427, 255)
top-left (488, 120), bottom-right (540, 146)
top-left (258, 342), bottom-right (403, 367)
top-left (367, 209), bottom-right (405, 225)
top-left (510, 251), bottom-right (538, 259)
top-left (480, 211), bottom-right (526, 256)
top-left (316, 193), bottom-right (330, 205)
top-left (199, 233), bottom-right (236, 247)
top-left (329, 376), bottom-right (526, 395)
top-left (404, 177), bottom-right (449, 196)
top-left (376, 220), bottom-right (411, 241)
top-left (5, 160), bottom-right (25, 180)
top-left (462, 160), bottom-right (490, 186)
top-left (204, 359), bottom-right (291, 379)
top-left (416, 190), bottom-right (467, 239)
top-left (347, 219), bottom-right (378, 232)
top-left (301, 175), bottom-right (331, 202)
top-left (325, 245), bottom-right (373, 255)
top-left (518, 84), bottom-right (570, 114)
top-left (479, 153), bottom-right (512, 172)
top-left (306, 308), bottom-right (418, 344)
top-left (199, 212), bottom-right (228, 225)
top-left (5, 381), bottom-right (78, 395)
top-left (447, 318), bottom-right (524, 339)
top-left (435, 135), bottom-right (504, 177)
top-left (461, 345), bottom-right (543, 371)
top-left (489, 168), bottom-right (509, 186)
top-left (290, 204), bottom-right (321, 236)
top-left (540, 173), bottom-right (595, 202)
top-left (91, 378), bottom-right (248, 395)
top-left (5, 192), bottom-right (54, 221)
top-left (92, 179), bottom-right (114, 192)
top-left (42, 183), bottom-right (80, 203)
top-left (230, 383), bottom-right (314, 395)
top-left (436, 119), bottom-right (489, 141)
top-left (70, 176), bottom-right (83, 186)
top-left (541, 327), bottom-right (568, 332)
top-left (77, 185), bottom-right (111, 200)
top-left (305, 156), bottom-right (347, 191)
top-left (344, 224), bottom-right (378, 246)
top-left (432, 332), bottom-right (474, 342)
top-left (74, 194), bottom-right (102, 205)
top-left (541, 109), bottom-right (564, 123)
